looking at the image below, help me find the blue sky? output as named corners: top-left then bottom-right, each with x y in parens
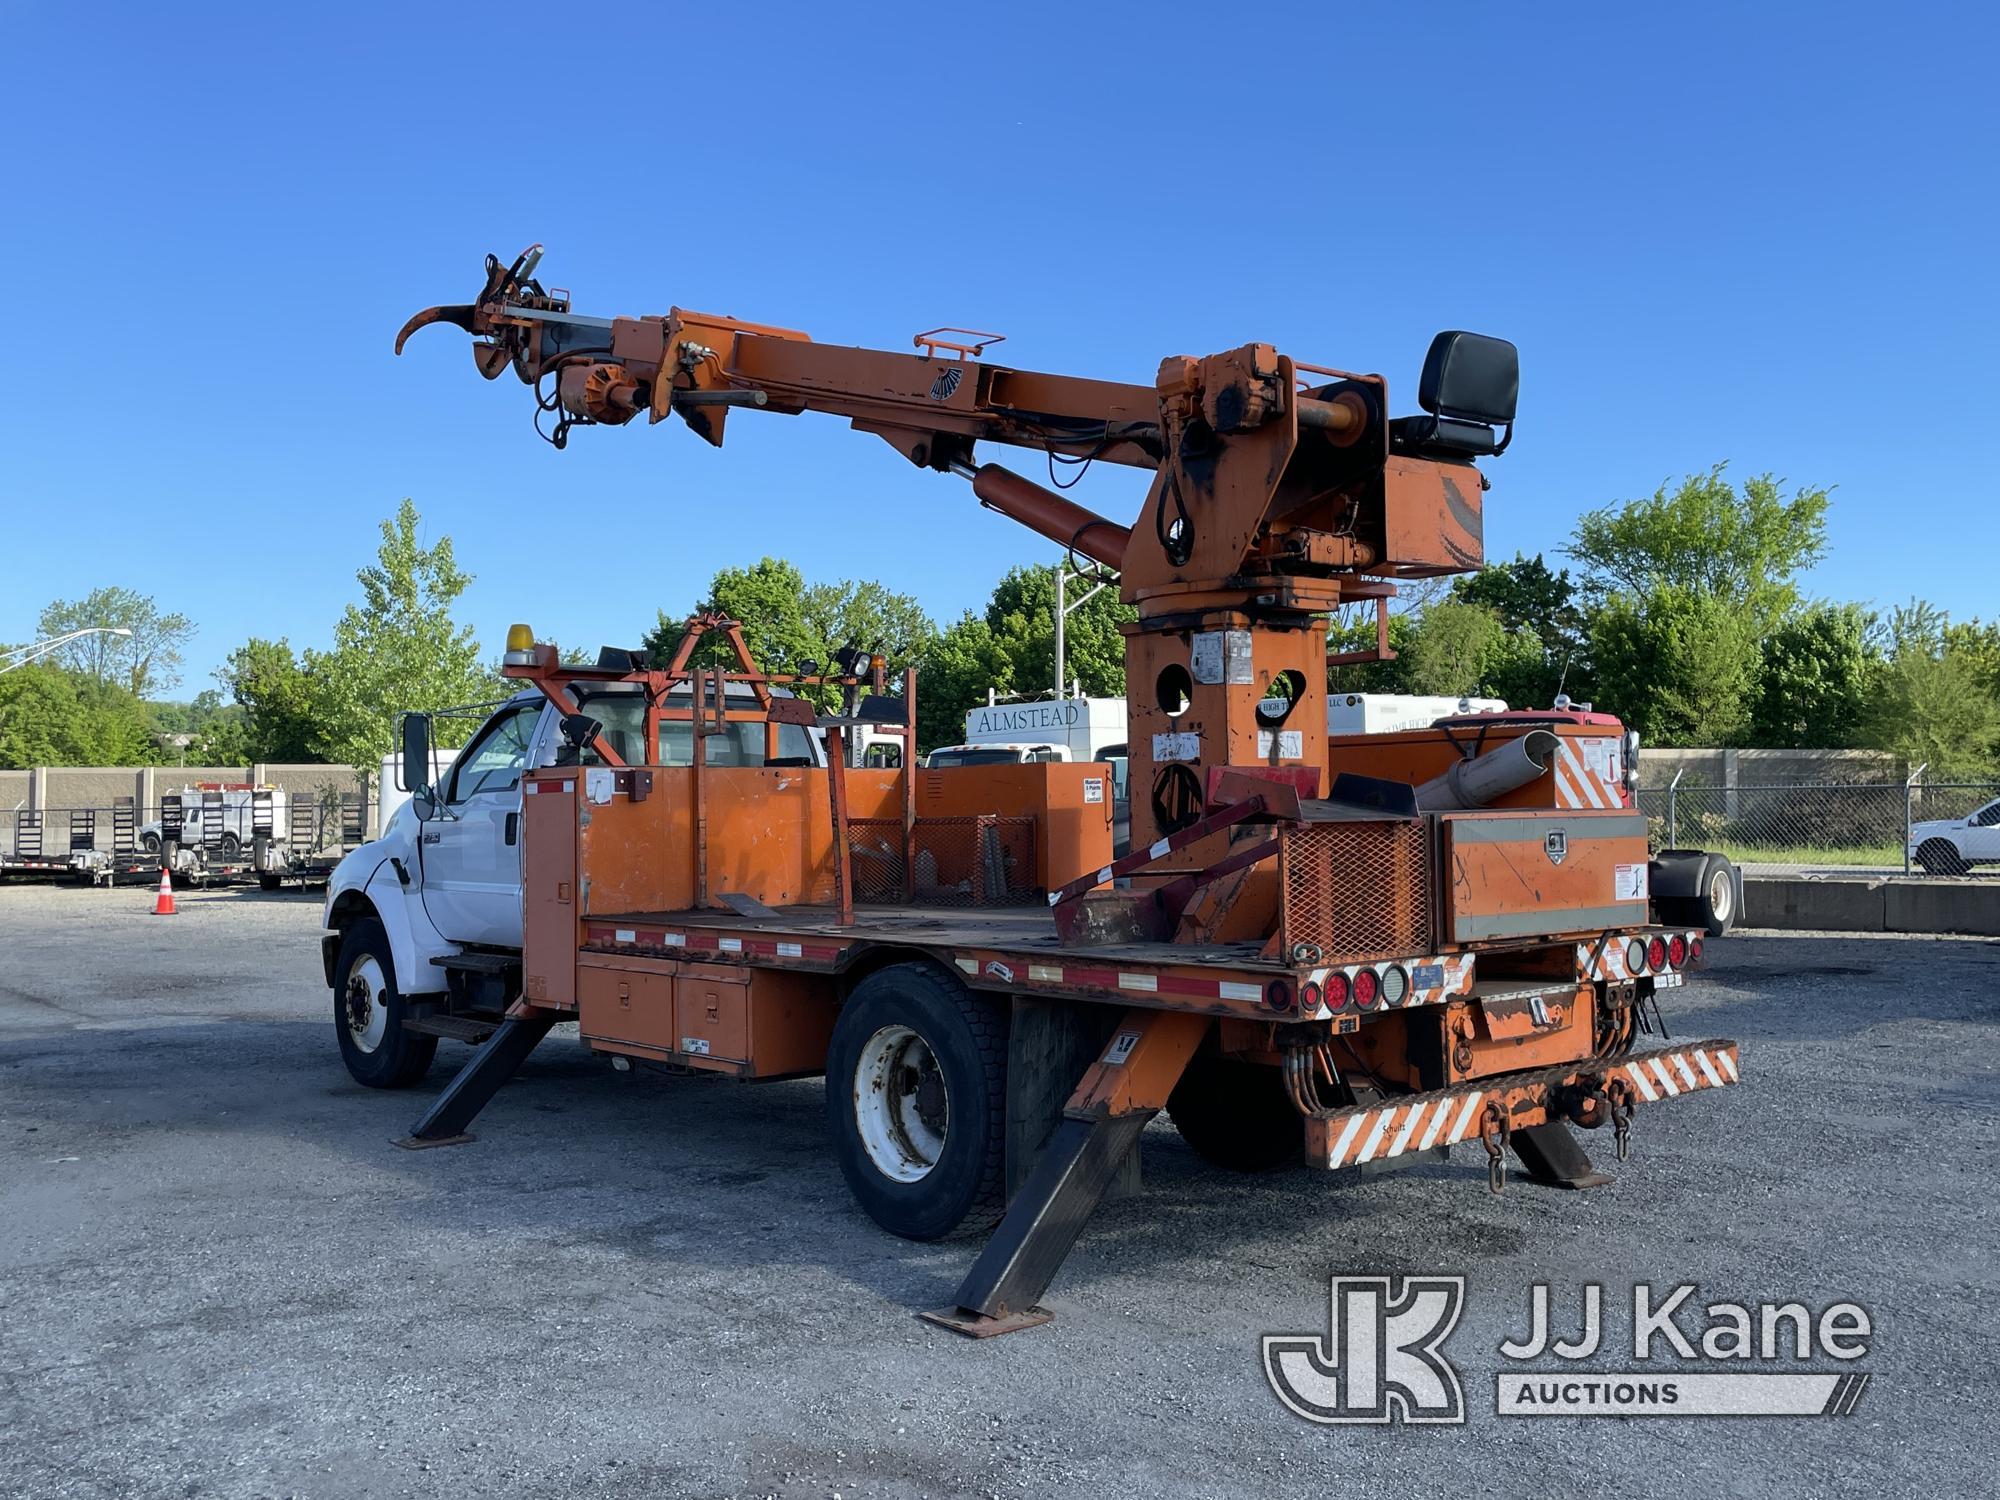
top-left (4, 2), bottom-right (1994, 696)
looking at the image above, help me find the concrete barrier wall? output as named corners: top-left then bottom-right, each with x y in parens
top-left (1639, 747), bottom-right (1904, 789)
top-left (1745, 877), bottom-right (2000, 937)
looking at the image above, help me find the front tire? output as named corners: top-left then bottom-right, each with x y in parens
top-left (1916, 840), bottom-right (1967, 877)
top-left (1167, 1053), bottom-right (1304, 1171)
top-left (826, 963), bottom-right (1007, 1240)
top-left (332, 918), bottom-right (436, 1089)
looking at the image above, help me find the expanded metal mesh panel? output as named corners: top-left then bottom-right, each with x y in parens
top-left (1282, 819), bottom-right (1433, 961)
top-left (847, 815), bottom-right (1040, 907)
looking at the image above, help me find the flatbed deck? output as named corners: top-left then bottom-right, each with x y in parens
top-left (585, 902), bottom-right (1276, 973)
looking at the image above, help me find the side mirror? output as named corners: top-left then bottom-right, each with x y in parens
top-left (398, 712), bottom-right (433, 805)
top-left (411, 790), bottom-right (436, 822)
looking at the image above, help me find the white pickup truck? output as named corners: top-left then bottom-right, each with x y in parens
top-left (1909, 794), bottom-right (2000, 876)
top-left (320, 681), bottom-right (819, 1088)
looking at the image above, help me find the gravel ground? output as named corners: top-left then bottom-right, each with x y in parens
top-left (1, 884), bottom-right (1994, 1498)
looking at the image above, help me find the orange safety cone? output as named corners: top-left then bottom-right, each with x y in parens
top-left (151, 866), bottom-right (177, 916)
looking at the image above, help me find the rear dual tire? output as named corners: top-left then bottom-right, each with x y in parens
top-left (826, 963), bottom-right (1008, 1241)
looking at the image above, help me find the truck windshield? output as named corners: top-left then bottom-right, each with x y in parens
top-left (569, 687), bottom-right (815, 767)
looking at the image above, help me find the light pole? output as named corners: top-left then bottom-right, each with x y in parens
top-left (0, 626), bottom-right (134, 675)
top-left (1054, 560), bottom-right (1110, 699)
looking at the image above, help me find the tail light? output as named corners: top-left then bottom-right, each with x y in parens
top-left (1626, 938), bottom-right (1649, 974)
top-left (1690, 936), bottom-right (1705, 963)
top-left (1667, 934), bottom-right (1688, 968)
top-left (1324, 972), bottom-right (1350, 1009)
top-left (1646, 936), bottom-right (1668, 971)
top-left (1353, 968), bottom-right (1381, 1008)
top-left (1298, 979), bottom-right (1324, 1013)
top-left (1380, 966), bottom-right (1410, 1006)
top-left (1264, 979), bottom-right (1294, 1012)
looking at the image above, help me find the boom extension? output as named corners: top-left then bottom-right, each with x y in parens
top-left (399, 245), bottom-right (1520, 849)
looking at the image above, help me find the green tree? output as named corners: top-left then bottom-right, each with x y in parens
top-left (643, 559), bottom-right (936, 711)
top-left (916, 612), bottom-right (1014, 751)
top-left (1750, 603), bottom-right (1876, 748)
top-left (1861, 601), bottom-right (2000, 776)
top-left (37, 586), bottom-right (196, 698)
top-left (1451, 552), bottom-right (1589, 705)
top-left (216, 638), bottom-right (322, 761)
top-left (982, 564), bottom-right (1134, 700)
top-left (1568, 465), bottom-right (1829, 628)
top-left (1588, 586), bottom-right (1760, 746)
top-left (1399, 600), bottom-right (1505, 696)
top-left (311, 500), bottom-right (495, 776)
top-left (1326, 611), bottom-right (1416, 696)
top-left (0, 666), bottom-right (156, 767)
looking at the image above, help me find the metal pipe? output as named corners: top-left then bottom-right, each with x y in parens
top-left (1416, 730), bottom-right (1560, 810)
top-left (956, 463), bottom-right (1130, 572)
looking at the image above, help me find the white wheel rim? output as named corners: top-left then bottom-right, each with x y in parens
top-left (852, 1024), bottom-right (947, 1182)
top-left (1709, 869), bottom-right (1733, 921)
top-left (344, 956), bottom-right (390, 1053)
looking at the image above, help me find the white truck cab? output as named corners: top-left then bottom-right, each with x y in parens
top-left (1909, 795), bottom-right (2000, 876)
top-left (321, 683), bottom-right (819, 1086)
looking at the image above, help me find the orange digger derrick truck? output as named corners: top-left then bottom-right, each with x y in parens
top-left (375, 246), bottom-right (1742, 1336)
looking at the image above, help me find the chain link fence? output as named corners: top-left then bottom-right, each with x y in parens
top-left (1637, 775), bottom-right (2000, 877)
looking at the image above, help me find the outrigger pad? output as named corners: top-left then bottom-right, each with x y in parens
top-left (917, 1305), bottom-right (1055, 1339)
top-left (1509, 1121), bottom-right (1612, 1190)
top-left (390, 1132), bottom-right (477, 1151)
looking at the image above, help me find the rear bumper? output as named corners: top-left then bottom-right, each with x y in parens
top-left (1303, 1038), bottom-right (1740, 1170)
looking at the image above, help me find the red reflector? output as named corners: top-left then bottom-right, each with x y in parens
top-left (1324, 972), bottom-right (1350, 1009)
top-left (1265, 979), bottom-right (1294, 1012)
top-left (1668, 934), bottom-right (1688, 968)
top-left (1298, 979), bottom-right (1324, 1012)
top-left (1690, 936), bottom-right (1705, 963)
top-left (1353, 968), bottom-right (1380, 1008)
top-left (1647, 936), bottom-right (1668, 971)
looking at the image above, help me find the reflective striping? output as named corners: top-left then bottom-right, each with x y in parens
top-left (1558, 741), bottom-right (1606, 808)
top-left (1389, 1101), bottom-right (1427, 1158)
top-left (1355, 1110), bottom-right (1396, 1164)
top-left (1148, 839), bottom-right (1171, 860)
top-left (1219, 981), bottom-right (1263, 1003)
top-left (1117, 973), bottom-right (1158, 992)
top-left (956, 958), bottom-right (979, 974)
top-left (776, 941), bottom-right (803, 959)
top-left (1448, 1092), bottom-right (1485, 1144)
top-left (663, 933), bottom-right (684, 946)
top-left (1329, 1112), bottom-right (1368, 1166)
top-left (1311, 1042), bottom-right (1739, 1172)
top-left (1028, 964), bottom-right (1064, 983)
top-left (614, 928), bottom-right (636, 943)
top-left (1417, 1101), bottom-right (1450, 1152)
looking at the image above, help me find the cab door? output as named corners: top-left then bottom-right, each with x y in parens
top-left (419, 701), bottom-right (541, 947)
top-left (1964, 798), bottom-right (2000, 862)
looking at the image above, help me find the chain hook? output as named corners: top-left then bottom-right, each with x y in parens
top-left (1606, 1078), bottom-right (1636, 1161)
top-left (1478, 1102), bottom-right (1511, 1195)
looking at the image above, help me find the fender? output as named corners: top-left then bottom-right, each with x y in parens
top-left (322, 847), bottom-right (455, 996)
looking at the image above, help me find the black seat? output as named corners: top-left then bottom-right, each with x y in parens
top-left (1390, 414), bottom-right (1502, 460)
